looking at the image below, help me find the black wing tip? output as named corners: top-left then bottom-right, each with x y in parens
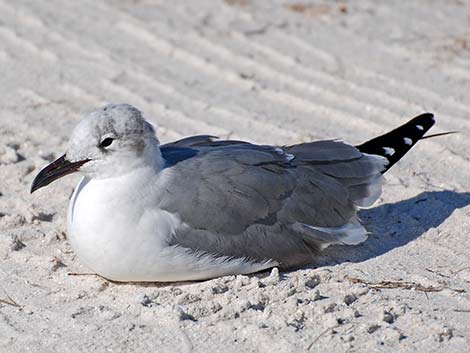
top-left (416, 112), bottom-right (434, 119)
top-left (356, 112), bottom-right (438, 173)
top-left (410, 112), bottom-right (435, 126)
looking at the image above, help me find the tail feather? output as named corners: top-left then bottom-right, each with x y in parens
top-left (355, 113), bottom-right (435, 173)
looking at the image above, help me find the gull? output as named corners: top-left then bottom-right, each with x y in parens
top-left (31, 104), bottom-right (437, 282)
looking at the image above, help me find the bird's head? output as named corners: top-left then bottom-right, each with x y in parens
top-left (31, 104), bottom-right (160, 193)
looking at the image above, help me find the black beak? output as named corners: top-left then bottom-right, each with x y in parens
top-left (30, 154), bottom-right (90, 194)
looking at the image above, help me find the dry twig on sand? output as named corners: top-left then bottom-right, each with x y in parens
top-left (67, 272), bottom-right (100, 277)
top-left (451, 266), bottom-right (470, 274)
top-left (344, 275), bottom-right (465, 293)
top-left (0, 289), bottom-right (21, 307)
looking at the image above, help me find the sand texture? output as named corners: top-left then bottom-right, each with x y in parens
top-left (1, 1), bottom-right (470, 352)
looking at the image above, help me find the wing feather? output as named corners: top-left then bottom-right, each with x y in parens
top-left (157, 139), bottom-right (382, 268)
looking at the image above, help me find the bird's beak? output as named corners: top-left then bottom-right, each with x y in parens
top-left (30, 154), bottom-right (90, 193)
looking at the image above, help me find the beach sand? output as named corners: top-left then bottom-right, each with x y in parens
top-left (1, 1), bottom-right (470, 352)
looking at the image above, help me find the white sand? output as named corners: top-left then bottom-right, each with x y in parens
top-left (1, 0), bottom-right (470, 352)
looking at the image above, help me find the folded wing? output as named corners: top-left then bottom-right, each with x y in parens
top-left (158, 139), bottom-right (385, 268)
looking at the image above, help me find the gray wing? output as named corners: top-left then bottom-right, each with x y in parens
top-left (158, 139), bottom-right (386, 268)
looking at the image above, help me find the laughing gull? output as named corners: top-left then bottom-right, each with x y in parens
top-left (31, 104), bottom-right (436, 282)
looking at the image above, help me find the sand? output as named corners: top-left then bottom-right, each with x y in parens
top-left (1, 0), bottom-right (470, 352)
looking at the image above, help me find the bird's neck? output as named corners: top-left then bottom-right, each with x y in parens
top-left (142, 140), bottom-right (164, 173)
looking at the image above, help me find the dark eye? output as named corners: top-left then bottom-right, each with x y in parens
top-left (100, 137), bottom-right (114, 148)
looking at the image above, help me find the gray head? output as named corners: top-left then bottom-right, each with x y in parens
top-left (31, 104), bottom-right (160, 193)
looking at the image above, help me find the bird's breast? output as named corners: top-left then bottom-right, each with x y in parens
top-left (66, 175), bottom-right (182, 280)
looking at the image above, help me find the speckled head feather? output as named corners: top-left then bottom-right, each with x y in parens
top-left (65, 103), bottom-right (161, 179)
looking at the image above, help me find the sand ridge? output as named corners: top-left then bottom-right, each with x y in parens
top-left (1, 1), bottom-right (470, 352)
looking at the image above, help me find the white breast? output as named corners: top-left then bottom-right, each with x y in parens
top-left (67, 173), bottom-right (179, 281)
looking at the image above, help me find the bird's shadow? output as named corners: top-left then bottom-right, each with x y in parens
top-left (316, 190), bottom-right (470, 266)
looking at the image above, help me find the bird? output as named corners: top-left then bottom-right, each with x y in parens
top-left (31, 104), bottom-right (438, 282)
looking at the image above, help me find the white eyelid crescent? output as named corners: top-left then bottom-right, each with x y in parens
top-left (99, 133), bottom-right (117, 148)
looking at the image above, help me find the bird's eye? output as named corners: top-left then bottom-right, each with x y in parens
top-left (100, 137), bottom-right (114, 148)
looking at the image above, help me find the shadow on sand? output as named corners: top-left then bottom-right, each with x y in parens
top-left (317, 190), bottom-right (470, 266)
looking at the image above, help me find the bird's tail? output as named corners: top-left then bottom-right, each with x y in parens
top-left (355, 113), bottom-right (448, 173)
